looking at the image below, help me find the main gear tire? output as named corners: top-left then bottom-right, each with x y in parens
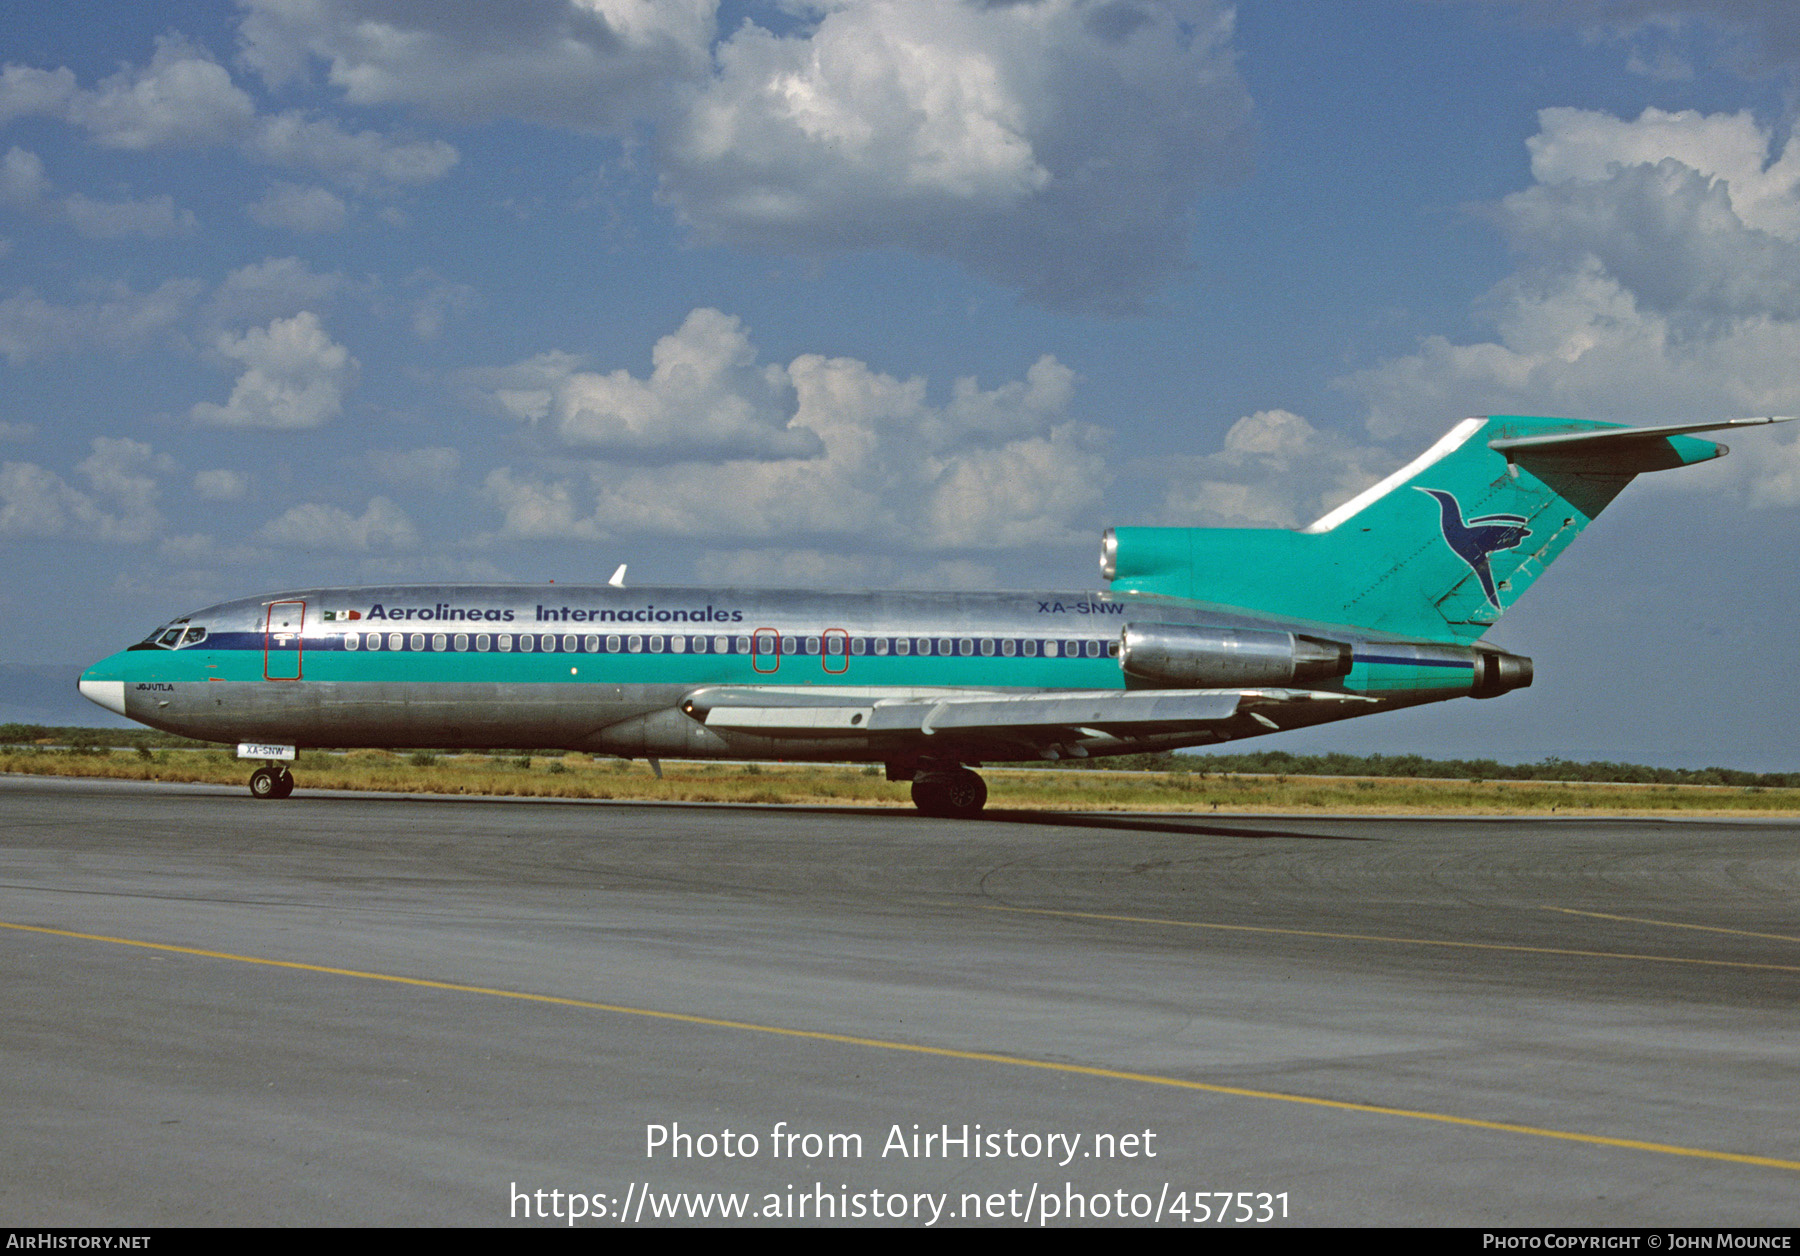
top-left (911, 769), bottom-right (988, 818)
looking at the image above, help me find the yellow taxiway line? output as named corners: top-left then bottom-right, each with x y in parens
top-left (4, 917), bottom-right (1796, 1175)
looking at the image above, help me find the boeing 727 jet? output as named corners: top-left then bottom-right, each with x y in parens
top-left (78, 416), bottom-right (1784, 815)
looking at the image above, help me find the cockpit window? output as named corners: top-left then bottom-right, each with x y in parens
top-left (131, 619), bottom-right (204, 650)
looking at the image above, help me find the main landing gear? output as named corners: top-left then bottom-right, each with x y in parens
top-left (909, 767), bottom-right (988, 819)
top-left (248, 764), bottom-right (294, 799)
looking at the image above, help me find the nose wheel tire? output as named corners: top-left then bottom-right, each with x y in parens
top-left (249, 766), bottom-right (295, 799)
top-left (911, 769), bottom-right (988, 818)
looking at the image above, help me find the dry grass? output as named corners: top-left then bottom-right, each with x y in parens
top-left (4, 746), bottom-right (1799, 814)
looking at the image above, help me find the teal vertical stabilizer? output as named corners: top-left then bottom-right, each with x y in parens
top-left (1106, 416), bottom-right (1752, 642)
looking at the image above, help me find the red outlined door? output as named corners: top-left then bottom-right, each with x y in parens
top-left (751, 627), bottom-right (780, 674)
top-left (264, 600), bottom-right (305, 680)
top-left (822, 627), bottom-right (850, 674)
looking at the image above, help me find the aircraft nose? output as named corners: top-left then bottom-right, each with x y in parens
top-left (78, 664), bottom-right (127, 717)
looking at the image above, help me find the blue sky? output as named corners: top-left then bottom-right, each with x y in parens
top-left (5, 1), bottom-right (1799, 768)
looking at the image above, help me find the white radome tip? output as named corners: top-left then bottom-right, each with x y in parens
top-left (78, 679), bottom-right (127, 717)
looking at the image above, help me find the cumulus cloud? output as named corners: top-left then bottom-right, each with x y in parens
top-left (0, 279), bottom-right (202, 365)
top-left (1156, 410), bottom-right (1390, 529)
top-left (0, 146), bottom-right (197, 238)
top-left (0, 258), bottom-right (348, 370)
top-left (0, 36), bottom-right (456, 193)
top-left (479, 308), bottom-right (819, 461)
top-left (207, 256), bottom-right (346, 328)
top-left (236, 0), bottom-right (716, 132)
top-left (1345, 108), bottom-right (1800, 461)
top-left (248, 182), bottom-right (349, 232)
top-left (0, 146), bottom-right (53, 206)
top-left (61, 191), bottom-right (197, 239)
top-left (659, 0), bottom-right (1253, 310)
top-left (1513, 1), bottom-right (1800, 73)
top-left (192, 311), bottom-right (359, 429)
top-left (246, 110), bottom-right (457, 190)
top-left (257, 496), bottom-right (419, 550)
top-left (64, 36), bottom-right (259, 149)
top-left (229, 0), bottom-right (1251, 310)
top-left (0, 64), bottom-right (77, 126)
top-left (0, 437), bottom-right (172, 541)
top-left (479, 308), bottom-right (1106, 551)
top-left (481, 468), bottom-right (607, 542)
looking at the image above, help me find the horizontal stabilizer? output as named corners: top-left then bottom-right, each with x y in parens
top-left (1488, 416), bottom-right (1789, 457)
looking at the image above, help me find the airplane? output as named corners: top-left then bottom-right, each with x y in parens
top-left (76, 415), bottom-right (1786, 816)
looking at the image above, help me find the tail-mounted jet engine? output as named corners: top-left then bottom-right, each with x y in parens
top-left (1471, 647), bottom-right (1533, 698)
top-left (1118, 622), bottom-right (1353, 689)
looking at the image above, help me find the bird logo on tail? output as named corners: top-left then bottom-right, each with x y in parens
top-left (1417, 488), bottom-right (1531, 609)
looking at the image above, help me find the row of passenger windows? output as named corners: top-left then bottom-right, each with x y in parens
top-left (342, 631), bottom-right (1112, 660)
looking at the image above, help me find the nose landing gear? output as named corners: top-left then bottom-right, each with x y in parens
top-left (248, 764), bottom-right (294, 799)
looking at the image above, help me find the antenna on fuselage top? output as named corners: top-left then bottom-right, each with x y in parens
top-left (608, 564), bottom-right (627, 588)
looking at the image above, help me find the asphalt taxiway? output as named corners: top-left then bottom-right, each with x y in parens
top-left (1, 774), bottom-right (1795, 1226)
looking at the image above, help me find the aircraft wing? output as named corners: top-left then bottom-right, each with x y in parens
top-left (680, 685), bottom-right (1372, 742)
